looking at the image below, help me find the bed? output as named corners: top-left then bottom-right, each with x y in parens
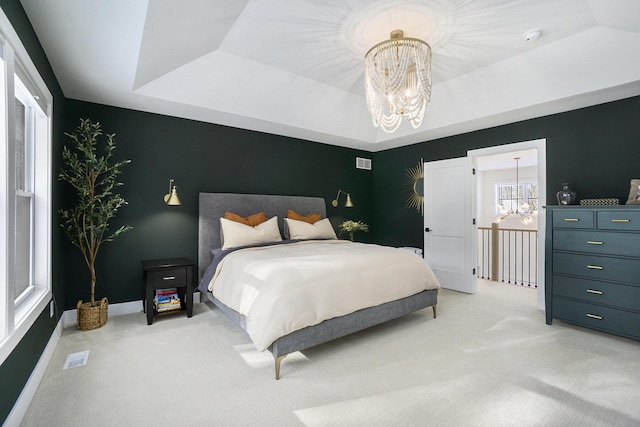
top-left (198, 192), bottom-right (439, 379)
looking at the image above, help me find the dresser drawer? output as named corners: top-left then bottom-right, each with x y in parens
top-left (597, 210), bottom-right (640, 231)
top-left (552, 210), bottom-right (594, 229)
top-left (552, 297), bottom-right (640, 339)
top-left (153, 268), bottom-right (187, 287)
top-left (553, 252), bottom-right (640, 285)
top-left (553, 230), bottom-right (640, 257)
top-left (552, 275), bottom-right (640, 311)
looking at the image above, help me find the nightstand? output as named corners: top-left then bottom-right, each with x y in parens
top-left (141, 258), bottom-right (195, 325)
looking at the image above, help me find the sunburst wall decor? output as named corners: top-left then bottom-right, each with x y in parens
top-left (404, 159), bottom-right (424, 215)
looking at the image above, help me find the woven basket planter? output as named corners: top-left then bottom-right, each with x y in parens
top-left (76, 297), bottom-right (108, 330)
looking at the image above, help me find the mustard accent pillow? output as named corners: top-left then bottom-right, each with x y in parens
top-left (287, 209), bottom-right (321, 224)
top-left (224, 211), bottom-right (267, 227)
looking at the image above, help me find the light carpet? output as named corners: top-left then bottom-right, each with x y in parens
top-left (21, 281), bottom-right (640, 426)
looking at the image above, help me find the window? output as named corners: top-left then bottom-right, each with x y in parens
top-left (0, 9), bottom-right (53, 364)
top-left (497, 182), bottom-right (538, 214)
top-left (15, 81), bottom-right (32, 304)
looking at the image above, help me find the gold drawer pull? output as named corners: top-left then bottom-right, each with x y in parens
top-left (587, 265), bottom-right (603, 270)
top-left (611, 219), bottom-right (630, 223)
top-left (587, 241), bottom-right (603, 245)
top-left (586, 289), bottom-right (603, 295)
top-left (163, 276), bottom-right (176, 280)
top-left (563, 218), bottom-right (579, 222)
top-left (586, 313), bottom-right (603, 320)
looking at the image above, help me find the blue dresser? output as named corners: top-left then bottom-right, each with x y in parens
top-left (545, 206), bottom-right (640, 340)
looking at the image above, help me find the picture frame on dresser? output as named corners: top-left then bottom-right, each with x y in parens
top-left (626, 178), bottom-right (640, 205)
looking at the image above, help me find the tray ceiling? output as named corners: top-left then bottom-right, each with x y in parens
top-left (19, 0), bottom-right (640, 151)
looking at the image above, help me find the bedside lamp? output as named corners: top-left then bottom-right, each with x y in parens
top-left (164, 179), bottom-right (181, 206)
top-left (332, 189), bottom-right (353, 207)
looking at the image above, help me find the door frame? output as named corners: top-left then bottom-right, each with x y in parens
top-left (468, 138), bottom-right (546, 310)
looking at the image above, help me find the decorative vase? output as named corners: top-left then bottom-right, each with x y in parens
top-left (556, 183), bottom-right (577, 205)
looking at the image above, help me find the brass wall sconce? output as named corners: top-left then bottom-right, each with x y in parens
top-left (332, 189), bottom-right (354, 207)
top-left (164, 179), bottom-right (181, 206)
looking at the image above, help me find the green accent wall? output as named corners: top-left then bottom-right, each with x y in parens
top-left (372, 95), bottom-right (640, 249)
top-left (60, 101), bottom-right (374, 308)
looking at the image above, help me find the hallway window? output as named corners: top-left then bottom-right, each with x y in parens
top-left (497, 182), bottom-right (538, 213)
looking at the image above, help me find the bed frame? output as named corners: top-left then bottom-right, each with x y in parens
top-left (198, 192), bottom-right (438, 379)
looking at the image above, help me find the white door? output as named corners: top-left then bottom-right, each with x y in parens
top-left (424, 157), bottom-right (476, 293)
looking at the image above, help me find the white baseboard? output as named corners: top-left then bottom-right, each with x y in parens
top-left (62, 300), bottom-right (143, 328)
top-left (61, 294), bottom-right (201, 328)
top-left (4, 318), bottom-right (63, 427)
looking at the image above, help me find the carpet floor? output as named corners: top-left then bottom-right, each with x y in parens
top-left (21, 281), bottom-right (640, 426)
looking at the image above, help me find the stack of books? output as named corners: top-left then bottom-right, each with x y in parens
top-left (156, 288), bottom-right (181, 313)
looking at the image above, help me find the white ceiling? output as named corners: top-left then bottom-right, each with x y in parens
top-left (19, 0), bottom-right (640, 152)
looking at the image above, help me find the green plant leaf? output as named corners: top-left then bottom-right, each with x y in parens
top-left (58, 118), bottom-right (132, 304)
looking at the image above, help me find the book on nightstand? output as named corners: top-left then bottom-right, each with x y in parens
top-left (155, 288), bottom-right (181, 313)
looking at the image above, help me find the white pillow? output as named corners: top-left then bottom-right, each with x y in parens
top-left (220, 216), bottom-right (282, 250)
top-left (284, 218), bottom-right (337, 240)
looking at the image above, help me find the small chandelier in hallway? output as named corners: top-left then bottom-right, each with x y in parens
top-left (495, 157), bottom-right (535, 225)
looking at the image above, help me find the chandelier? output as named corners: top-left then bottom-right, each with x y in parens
top-left (495, 157), bottom-right (535, 225)
top-left (364, 29), bottom-right (432, 133)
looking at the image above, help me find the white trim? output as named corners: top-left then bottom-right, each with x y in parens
top-left (13, 285), bottom-right (34, 308)
top-left (0, 48), bottom-right (7, 345)
top-left (60, 294), bottom-right (201, 329)
top-left (0, 5), bottom-right (53, 365)
top-left (3, 316), bottom-right (62, 427)
top-left (61, 300), bottom-right (142, 329)
top-left (468, 138), bottom-right (547, 311)
top-left (0, 288), bottom-right (49, 364)
top-left (0, 11), bottom-right (52, 108)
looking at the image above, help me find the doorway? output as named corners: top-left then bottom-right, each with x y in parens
top-left (469, 139), bottom-right (546, 310)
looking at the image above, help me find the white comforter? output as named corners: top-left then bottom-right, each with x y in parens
top-left (207, 240), bottom-right (440, 351)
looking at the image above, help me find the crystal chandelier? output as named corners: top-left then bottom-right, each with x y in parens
top-left (495, 157), bottom-right (535, 225)
top-left (365, 30), bottom-right (432, 133)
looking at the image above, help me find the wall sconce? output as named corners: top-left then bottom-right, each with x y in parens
top-left (331, 189), bottom-right (354, 207)
top-left (164, 179), bottom-right (181, 206)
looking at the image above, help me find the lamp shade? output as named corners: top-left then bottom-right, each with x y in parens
top-left (165, 187), bottom-right (181, 206)
top-left (345, 194), bottom-right (354, 207)
top-left (164, 179), bottom-right (181, 206)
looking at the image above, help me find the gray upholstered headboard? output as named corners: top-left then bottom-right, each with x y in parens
top-left (198, 192), bottom-right (327, 278)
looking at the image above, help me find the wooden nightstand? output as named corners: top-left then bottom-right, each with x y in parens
top-left (141, 258), bottom-right (195, 325)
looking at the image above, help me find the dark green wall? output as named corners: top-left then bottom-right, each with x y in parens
top-left (60, 101), bottom-right (374, 308)
top-left (0, 0), bottom-right (66, 423)
top-left (372, 96), bottom-right (640, 248)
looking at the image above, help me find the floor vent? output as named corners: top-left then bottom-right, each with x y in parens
top-left (63, 350), bottom-right (89, 369)
top-left (356, 157), bottom-right (372, 170)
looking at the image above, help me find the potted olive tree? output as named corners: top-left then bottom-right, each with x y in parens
top-left (59, 118), bottom-right (132, 330)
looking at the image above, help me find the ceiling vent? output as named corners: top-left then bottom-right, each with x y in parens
top-left (356, 157), bottom-right (372, 170)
